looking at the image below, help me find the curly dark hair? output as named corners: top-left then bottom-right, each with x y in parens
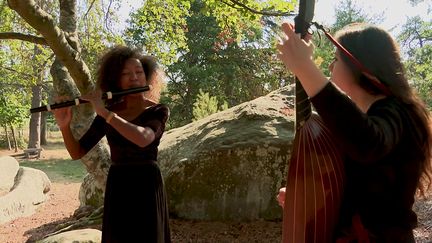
top-left (96, 45), bottom-right (163, 103)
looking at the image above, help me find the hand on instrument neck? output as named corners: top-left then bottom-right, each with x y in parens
top-left (276, 22), bottom-right (329, 97)
top-left (276, 23), bottom-right (315, 77)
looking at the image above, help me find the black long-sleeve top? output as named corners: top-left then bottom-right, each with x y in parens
top-left (310, 82), bottom-right (423, 237)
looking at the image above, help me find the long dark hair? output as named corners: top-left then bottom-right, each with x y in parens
top-left (335, 23), bottom-right (432, 196)
top-left (96, 45), bottom-right (163, 103)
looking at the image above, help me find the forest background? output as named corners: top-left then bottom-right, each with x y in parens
top-left (0, 0), bottom-right (430, 150)
top-left (0, 0), bottom-right (431, 241)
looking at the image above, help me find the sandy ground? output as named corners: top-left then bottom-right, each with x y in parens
top-left (0, 180), bottom-right (283, 243)
top-left (0, 183), bottom-right (81, 243)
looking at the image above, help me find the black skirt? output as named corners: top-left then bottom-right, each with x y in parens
top-left (101, 161), bottom-right (171, 243)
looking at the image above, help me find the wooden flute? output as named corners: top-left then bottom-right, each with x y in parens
top-left (30, 85), bottom-right (152, 113)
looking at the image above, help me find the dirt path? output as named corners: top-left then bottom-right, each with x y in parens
top-left (0, 183), bottom-right (81, 243)
top-left (0, 148), bottom-right (431, 242)
top-left (0, 180), bottom-right (283, 243)
top-left (0, 182), bottom-right (430, 242)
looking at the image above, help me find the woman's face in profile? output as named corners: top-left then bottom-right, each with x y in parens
top-left (329, 51), bottom-right (357, 97)
top-left (119, 58), bottom-right (147, 90)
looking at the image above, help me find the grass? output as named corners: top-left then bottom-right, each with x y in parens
top-left (19, 159), bottom-right (86, 183)
top-left (1, 131), bottom-right (87, 184)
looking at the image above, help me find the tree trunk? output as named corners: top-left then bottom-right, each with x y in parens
top-left (10, 125), bottom-right (18, 152)
top-left (8, 0), bottom-right (111, 210)
top-left (4, 126), bottom-right (12, 150)
top-left (28, 45), bottom-right (44, 149)
top-left (28, 85), bottom-right (42, 148)
top-left (51, 0), bottom-right (109, 208)
top-left (40, 111), bottom-right (47, 145)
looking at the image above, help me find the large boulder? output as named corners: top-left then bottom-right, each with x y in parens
top-left (0, 156), bottom-right (51, 224)
top-left (159, 86), bottom-right (295, 220)
top-left (0, 156), bottom-right (19, 196)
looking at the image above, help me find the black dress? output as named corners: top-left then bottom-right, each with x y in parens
top-left (78, 104), bottom-right (171, 243)
top-left (311, 83), bottom-right (422, 242)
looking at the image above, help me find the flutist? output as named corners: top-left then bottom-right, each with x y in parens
top-left (52, 45), bottom-right (171, 243)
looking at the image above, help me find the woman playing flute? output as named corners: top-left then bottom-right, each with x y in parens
top-left (53, 45), bottom-right (171, 242)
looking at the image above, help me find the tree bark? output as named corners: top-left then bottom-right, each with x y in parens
top-left (7, 0), bottom-right (93, 93)
top-left (28, 83), bottom-right (42, 148)
top-left (8, 0), bottom-right (111, 207)
top-left (4, 126), bottom-right (12, 150)
top-left (10, 125), bottom-right (18, 152)
top-left (40, 111), bottom-right (47, 145)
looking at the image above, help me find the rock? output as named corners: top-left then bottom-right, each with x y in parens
top-left (0, 163), bottom-right (51, 224)
top-left (37, 229), bottom-right (101, 243)
top-left (159, 86), bottom-right (295, 220)
top-left (0, 156), bottom-right (20, 196)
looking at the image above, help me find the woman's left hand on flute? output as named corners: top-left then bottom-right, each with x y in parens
top-left (80, 89), bottom-right (109, 117)
top-left (51, 96), bottom-right (86, 159)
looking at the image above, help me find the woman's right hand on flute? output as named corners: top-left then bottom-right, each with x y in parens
top-left (51, 96), bottom-right (86, 160)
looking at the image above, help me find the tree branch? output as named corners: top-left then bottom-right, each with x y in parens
top-left (7, 0), bottom-right (92, 92)
top-left (104, 0), bottom-right (114, 33)
top-left (0, 64), bottom-right (34, 79)
top-left (83, 0), bottom-right (97, 19)
top-left (223, 0), bottom-right (295, 17)
top-left (0, 32), bottom-right (48, 45)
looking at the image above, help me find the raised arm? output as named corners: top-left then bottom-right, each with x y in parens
top-left (52, 106), bottom-right (87, 160)
top-left (81, 89), bottom-right (156, 148)
top-left (276, 22), bottom-right (329, 97)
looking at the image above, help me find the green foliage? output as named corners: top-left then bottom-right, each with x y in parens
top-left (332, 0), bottom-right (383, 31)
top-left (0, 0), bottom-right (41, 33)
top-left (398, 16), bottom-right (432, 56)
top-left (126, 0), bottom-right (191, 65)
top-left (0, 2), bottom-right (16, 31)
top-left (77, 1), bottom-right (125, 77)
top-left (192, 89), bottom-right (228, 121)
top-left (0, 41), bottom-right (52, 130)
top-left (0, 0), bottom-right (124, 139)
top-left (312, 0), bottom-right (383, 77)
top-left (126, 0), bottom-right (296, 65)
top-left (0, 1), bottom-right (57, 130)
top-left (0, 45), bottom-right (32, 128)
top-left (398, 16), bottom-right (432, 109)
top-left (0, 89), bottom-right (29, 127)
top-left (129, 0), bottom-right (294, 128)
top-left (202, 0), bottom-right (296, 36)
top-left (0, 133), bottom-right (26, 149)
